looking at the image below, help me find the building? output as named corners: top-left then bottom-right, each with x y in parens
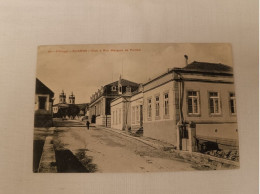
top-left (110, 94), bottom-right (131, 130)
top-left (53, 91), bottom-right (88, 119)
top-left (34, 78), bottom-right (54, 127)
top-left (69, 92), bottom-right (75, 104)
top-left (59, 90), bottom-right (66, 103)
top-left (52, 90), bottom-right (69, 117)
top-left (89, 76), bottom-right (139, 127)
top-left (129, 89), bottom-right (144, 132)
top-left (111, 85), bottom-right (143, 132)
top-left (142, 61), bottom-right (238, 151)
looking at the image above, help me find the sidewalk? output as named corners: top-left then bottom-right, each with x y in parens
top-left (89, 123), bottom-right (240, 169)
top-left (102, 126), bottom-right (175, 150)
top-left (80, 121), bottom-right (176, 150)
top-left (37, 127), bottom-right (57, 173)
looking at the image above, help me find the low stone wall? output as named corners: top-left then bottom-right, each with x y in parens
top-left (34, 114), bottom-right (53, 127)
top-left (130, 125), bottom-right (141, 133)
top-left (196, 123), bottom-right (239, 143)
top-left (173, 150), bottom-right (240, 170)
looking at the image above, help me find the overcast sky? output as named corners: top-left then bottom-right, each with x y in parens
top-left (36, 43), bottom-right (233, 104)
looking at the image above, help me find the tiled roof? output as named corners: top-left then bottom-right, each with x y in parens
top-left (183, 61), bottom-right (233, 72)
top-left (36, 78), bottom-right (54, 96)
top-left (107, 79), bottom-right (139, 87)
top-left (143, 61), bottom-right (233, 86)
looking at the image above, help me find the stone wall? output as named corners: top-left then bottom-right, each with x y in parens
top-left (34, 114), bottom-right (53, 127)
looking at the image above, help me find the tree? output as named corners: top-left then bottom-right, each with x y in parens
top-left (57, 107), bottom-right (68, 119)
top-left (67, 104), bottom-right (80, 119)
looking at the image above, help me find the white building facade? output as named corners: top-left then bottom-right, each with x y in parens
top-left (142, 62), bottom-right (238, 150)
top-left (143, 73), bottom-right (178, 145)
top-left (111, 96), bottom-right (131, 130)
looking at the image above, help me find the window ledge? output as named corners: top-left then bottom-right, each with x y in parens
top-left (209, 113), bottom-right (222, 117)
top-left (187, 113), bottom-right (201, 117)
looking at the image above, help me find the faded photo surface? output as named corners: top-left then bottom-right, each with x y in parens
top-left (34, 43), bottom-right (239, 173)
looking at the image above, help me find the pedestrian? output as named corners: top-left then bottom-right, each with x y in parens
top-left (86, 120), bottom-right (90, 130)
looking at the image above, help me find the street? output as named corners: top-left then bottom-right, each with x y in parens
top-left (48, 118), bottom-right (197, 172)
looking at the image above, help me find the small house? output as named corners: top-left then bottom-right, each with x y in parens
top-left (34, 78), bottom-right (54, 127)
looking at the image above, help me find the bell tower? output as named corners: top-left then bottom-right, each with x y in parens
top-left (59, 90), bottom-right (66, 104)
top-left (69, 92), bottom-right (75, 104)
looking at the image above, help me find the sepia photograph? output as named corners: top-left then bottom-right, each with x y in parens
top-left (34, 43), bottom-right (239, 173)
top-left (1, 0), bottom-right (258, 193)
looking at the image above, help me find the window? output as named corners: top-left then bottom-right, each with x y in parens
top-left (147, 98), bottom-right (152, 119)
top-left (136, 106), bottom-right (139, 122)
top-left (187, 91), bottom-right (200, 115)
top-left (155, 96), bottom-right (160, 117)
top-left (38, 96), bottom-right (47, 110)
top-left (118, 85), bottom-right (122, 93)
top-left (111, 86), bottom-right (117, 91)
top-left (209, 92), bottom-right (221, 115)
top-left (230, 93), bottom-right (236, 115)
top-left (132, 106), bottom-right (135, 124)
top-left (164, 93), bottom-right (169, 116)
top-left (126, 86), bottom-right (131, 93)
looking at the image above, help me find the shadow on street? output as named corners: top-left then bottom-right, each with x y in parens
top-left (55, 149), bottom-right (96, 173)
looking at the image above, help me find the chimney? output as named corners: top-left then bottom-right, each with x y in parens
top-left (184, 55), bottom-right (188, 66)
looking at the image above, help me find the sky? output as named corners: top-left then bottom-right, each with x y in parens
top-left (36, 43), bottom-right (233, 104)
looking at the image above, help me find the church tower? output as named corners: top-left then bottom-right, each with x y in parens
top-left (69, 92), bottom-right (75, 104)
top-left (59, 90), bottom-right (66, 104)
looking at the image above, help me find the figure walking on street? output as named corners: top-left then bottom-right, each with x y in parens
top-left (86, 120), bottom-right (90, 130)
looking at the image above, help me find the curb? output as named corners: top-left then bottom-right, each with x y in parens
top-left (38, 127), bottom-right (57, 173)
top-left (99, 126), bottom-right (162, 149)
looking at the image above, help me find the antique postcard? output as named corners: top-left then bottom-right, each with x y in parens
top-left (34, 43), bottom-right (239, 173)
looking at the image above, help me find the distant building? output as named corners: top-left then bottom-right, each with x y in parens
top-left (69, 92), bottom-right (75, 104)
top-left (110, 93), bottom-right (131, 131)
top-left (53, 90), bottom-right (69, 116)
top-left (129, 89), bottom-right (144, 132)
top-left (59, 90), bottom-right (66, 104)
top-left (111, 85), bottom-right (143, 132)
top-left (53, 91), bottom-right (88, 119)
top-left (34, 78), bottom-right (54, 127)
top-left (89, 76), bottom-right (139, 127)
